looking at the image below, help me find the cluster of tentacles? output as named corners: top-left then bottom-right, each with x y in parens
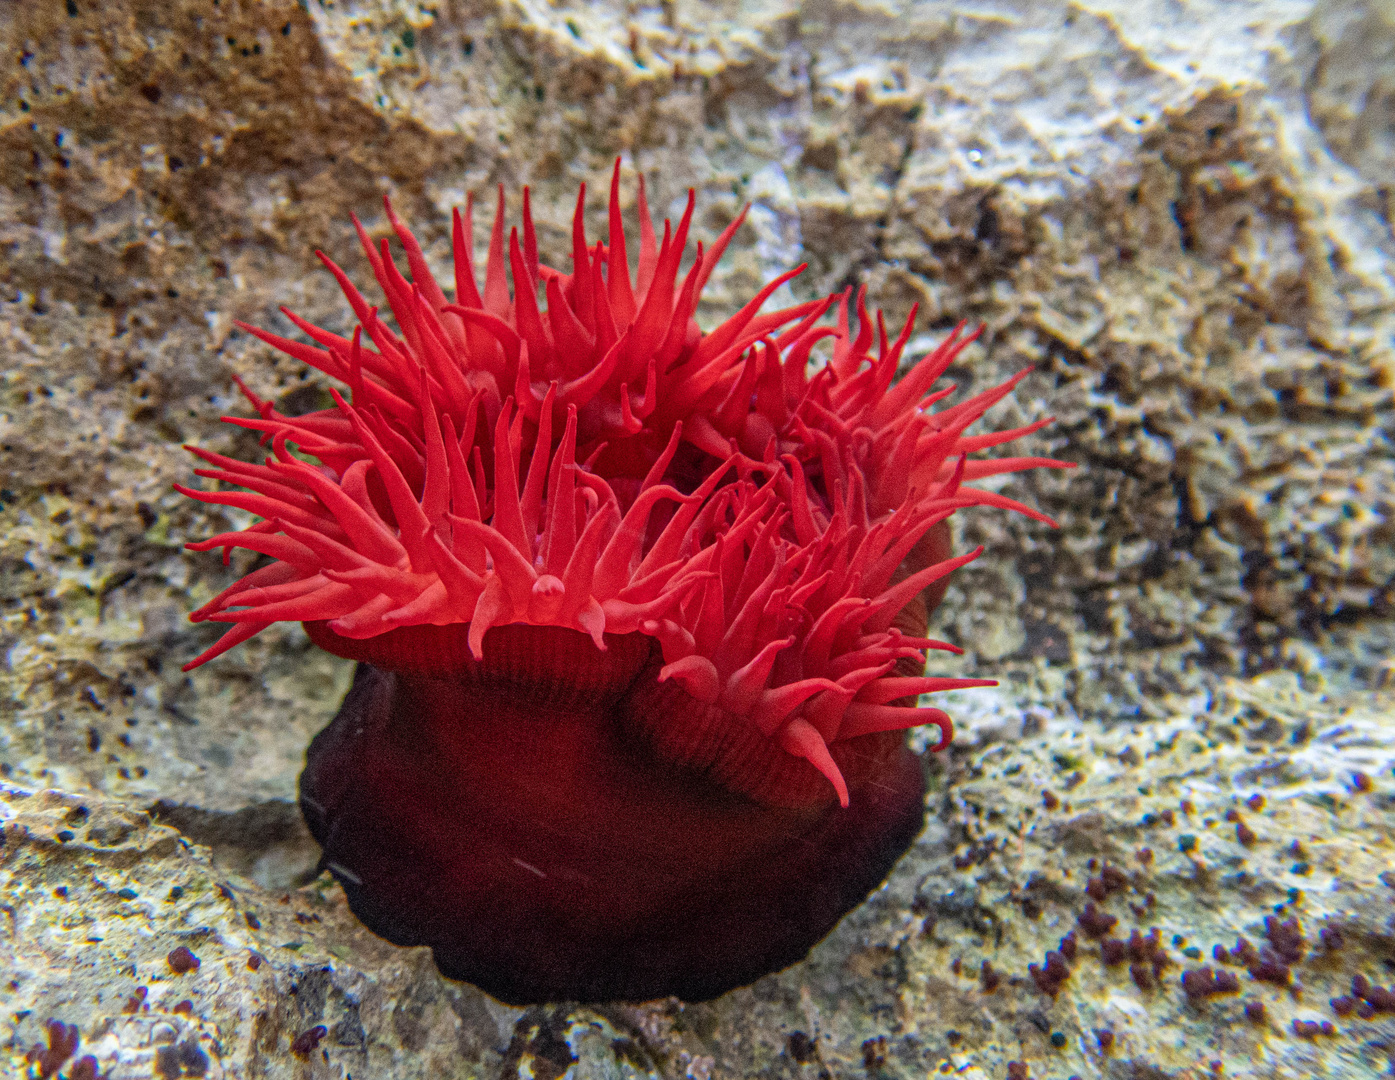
top-left (178, 162), bottom-right (1069, 806)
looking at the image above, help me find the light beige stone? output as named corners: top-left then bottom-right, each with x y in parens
top-left (2, 0), bottom-right (1392, 1074)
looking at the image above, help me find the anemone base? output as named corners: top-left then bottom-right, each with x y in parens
top-left (299, 647), bottom-right (927, 1004)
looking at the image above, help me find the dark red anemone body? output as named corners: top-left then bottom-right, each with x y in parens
top-left (179, 162), bottom-right (1069, 1002)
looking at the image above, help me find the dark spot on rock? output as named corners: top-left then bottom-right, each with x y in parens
top-left (981, 960), bottom-right (1001, 992)
top-left (155, 1039), bottom-right (209, 1078)
top-left (166, 946), bottom-right (200, 974)
top-left (787, 1031), bottom-right (817, 1063)
top-left (1022, 618), bottom-right (1071, 662)
top-left (861, 1035), bottom-right (887, 1069)
top-left (139, 84), bottom-right (162, 104)
top-left (290, 1026), bottom-right (327, 1057)
top-left (1244, 1000), bottom-right (1266, 1023)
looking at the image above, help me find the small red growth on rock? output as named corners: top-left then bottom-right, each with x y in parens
top-left (1246, 793), bottom-right (1265, 811)
top-left (981, 960), bottom-right (1001, 992)
top-left (1085, 863), bottom-right (1129, 902)
top-left (172, 1000), bottom-right (194, 1016)
top-left (1119, 928), bottom-right (1171, 989)
top-left (1213, 935), bottom-right (1258, 967)
top-left (247, 952), bottom-right (263, 971)
top-left (1291, 1019), bottom-right (1336, 1039)
top-left (166, 946), bottom-right (200, 974)
top-left (1320, 926), bottom-right (1344, 952)
top-left (1352, 771), bottom-right (1373, 793)
top-left (1042, 790), bottom-right (1059, 810)
top-left (1224, 809), bottom-right (1240, 822)
top-left (861, 1036), bottom-right (887, 1070)
top-left (1159, 809), bottom-right (1176, 826)
top-left (245, 911), bottom-right (261, 929)
top-left (26, 1020), bottom-right (79, 1079)
top-left (1006, 1063), bottom-right (1030, 1080)
top-left (1352, 974), bottom-right (1395, 1014)
top-left (1331, 995), bottom-right (1357, 1016)
top-left (1235, 821), bottom-right (1256, 847)
top-left (290, 1025), bottom-right (328, 1057)
top-left (1181, 966), bottom-right (1241, 1001)
top-left (1135, 847), bottom-right (1153, 865)
top-left (1264, 916), bottom-right (1305, 964)
top-left (67, 1057), bottom-right (101, 1080)
top-left (1029, 949), bottom-right (1072, 996)
top-left (122, 987), bottom-right (147, 1013)
top-left (1058, 930), bottom-right (1078, 961)
top-left (1095, 1029), bottom-right (1114, 1052)
top-left (1101, 936), bottom-right (1129, 966)
top-left (1244, 1000), bottom-right (1266, 1023)
top-left (1077, 903), bottom-right (1118, 939)
top-left (1248, 952), bottom-right (1291, 986)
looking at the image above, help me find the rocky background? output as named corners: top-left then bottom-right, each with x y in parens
top-left (2, 0), bottom-right (1393, 1077)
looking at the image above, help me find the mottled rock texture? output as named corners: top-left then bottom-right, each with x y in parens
top-left (1, 0), bottom-right (1392, 1075)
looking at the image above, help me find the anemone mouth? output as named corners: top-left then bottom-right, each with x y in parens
top-left (179, 163), bottom-right (1072, 807)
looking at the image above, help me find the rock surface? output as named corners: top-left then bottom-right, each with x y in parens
top-left (1, 0), bottom-right (1392, 1076)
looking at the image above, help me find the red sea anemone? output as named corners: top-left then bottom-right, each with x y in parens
top-left (178, 161), bottom-right (1070, 1003)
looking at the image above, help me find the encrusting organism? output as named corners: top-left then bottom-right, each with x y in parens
top-left (178, 161), bottom-right (1070, 1003)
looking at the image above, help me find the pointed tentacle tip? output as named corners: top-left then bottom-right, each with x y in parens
top-left (178, 169), bottom-right (1071, 1003)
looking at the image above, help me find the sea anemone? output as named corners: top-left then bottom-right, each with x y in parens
top-left (178, 161), bottom-right (1069, 1003)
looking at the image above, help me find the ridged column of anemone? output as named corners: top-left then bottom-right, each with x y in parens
top-left (617, 674), bottom-right (912, 810)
